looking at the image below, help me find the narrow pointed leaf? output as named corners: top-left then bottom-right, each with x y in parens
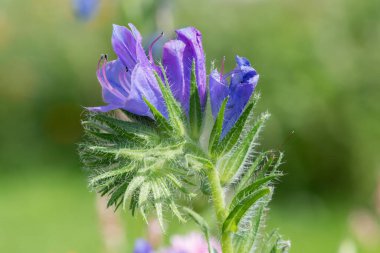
top-left (230, 175), bottom-right (277, 209)
top-left (235, 152), bottom-right (267, 192)
top-left (123, 176), bottom-right (145, 209)
top-left (223, 187), bottom-right (270, 233)
top-left (89, 165), bottom-right (136, 186)
top-left (151, 181), bottom-right (165, 231)
top-left (220, 112), bottom-right (270, 185)
top-left (154, 68), bottom-right (186, 135)
top-left (189, 61), bottom-right (202, 139)
top-left (143, 97), bottom-right (173, 133)
top-left (216, 97), bottom-right (258, 155)
top-left (258, 152), bottom-right (284, 178)
top-left (138, 183), bottom-right (151, 206)
top-left (93, 113), bottom-right (156, 139)
top-left (106, 180), bottom-right (130, 209)
top-left (209, 97), bottom-right (228, 155)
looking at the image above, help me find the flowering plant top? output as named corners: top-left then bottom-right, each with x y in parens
top-left (80, 23), bottom-right (290, 253)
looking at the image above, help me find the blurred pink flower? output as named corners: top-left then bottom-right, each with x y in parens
top-left (164, 232), bottom-right (221, 253)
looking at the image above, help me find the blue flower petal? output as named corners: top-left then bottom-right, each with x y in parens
top-left (162, 40), bottom-right (188, 113)
top-left (209, 69), bottom-right (229, 118)
top-left (126, 63), bottom-right (167, 118)
top-left (176, 27), bottom-right (207, 111)
top-left (111, 24), bottom-right (149, 72)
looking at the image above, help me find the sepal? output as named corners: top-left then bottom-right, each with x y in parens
top-left (189, 61), bottom-right (203, 140)
top-left (155, 65), bottom-right (187, 136)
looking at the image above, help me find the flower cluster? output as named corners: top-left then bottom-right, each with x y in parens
top-left (88, 23), bottom-right (258, 138)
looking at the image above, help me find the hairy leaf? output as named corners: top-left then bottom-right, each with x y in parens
top-left (155, 67), bottom-right (186, 135)
top-left (189, 61), bottom-right (203, 139)
top-left (143, 97), bottom-right (173, 133)
top-left (216, 95), bottom-right (259, 155)
top-left (219, 112), bottom-right (270, 185)
top-left (230, 175), bottom-right (277, 209)
top-left (223, 188), bottom-right (270, 233)
top-left (209, 97), bottom-right (228, 155)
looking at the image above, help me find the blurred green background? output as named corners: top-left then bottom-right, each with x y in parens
top-left (1, 0), bottom-right (379, 252)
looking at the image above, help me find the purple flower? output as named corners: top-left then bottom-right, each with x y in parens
top-left (88, 24), bottom-right (167, 118)
top-left (162, 27), bottom-right (207, 114)
top-left (88, 24), bottom-right (207, 119)
top-left (72, 0), bottom-right (99, 21)
top-left (133, 239), bottom-right (153, 253)
top-left (210, 56), bottom-right (259, 138)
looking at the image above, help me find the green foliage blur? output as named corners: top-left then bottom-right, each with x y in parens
top-left (0, 0), bottom-right (379, 252)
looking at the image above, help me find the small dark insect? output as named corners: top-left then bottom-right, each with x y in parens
top-left (126, 66), bottom-right (129, 72)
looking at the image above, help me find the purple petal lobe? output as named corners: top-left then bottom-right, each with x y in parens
top-left (162, 40), bottom-right (188, 113)
top-left (133, 239), bottom-right (153, 253)
top-left (111, 24), bottom-right (148, 72)
top-left (97, 59), bottom-right (130, 106)
top-left (221, 56), bottom-right (259, 137)
top-left (126, 63), bottom-right (167, 118)
top-left (209, 69), bottom-right (229, 118)
top-left (176, 27), bottom-right (207, 110)
top-left (230, 56), bottom-right (258, 89)
top-left (86, 104), bottom-right (122, 113)
top-left (222, 82), bottom-right (256, 137)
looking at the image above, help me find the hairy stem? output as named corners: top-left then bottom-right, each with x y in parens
top-left (207, 166), bottom-right (233, 253)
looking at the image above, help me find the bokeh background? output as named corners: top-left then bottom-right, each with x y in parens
top-left (1, 0), bottom-right (379, 252)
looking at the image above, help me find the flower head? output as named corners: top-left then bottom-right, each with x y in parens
top-left (88, 24), bottom-right (167, 118)
top-left (210, 56), bottom-right (259, 138)
top-left (88, 24), bottom-right (207, 120)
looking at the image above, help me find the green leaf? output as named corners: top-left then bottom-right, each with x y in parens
top-left (185, 154), bottom-right (213, 171)
top-left (151, 181), bottom-right (165, 230)
top-left (120, 109), bottom-right (155, 127)
top-left (138, 183), bottom-right (151, 206)
top-left (154, 67), bottom-right (186, 135)
top-left (230, 175), bottom-right (277, 209)
top-left (93, 113), bottom-right (156, 139)
top-left (106, 180), bottom-right (130, 209)
top-left (143, 97), bottom-right (173, 133)
top-left (183, 207), bottom-right (213, 253)
top-left (258, 152), bottom-right (284, 178)
top-left (216, 96), bottom-right (258, 155)
top-left (208, 97), bottom-right (228, 155)
top-left (219, 112), bottom-right (270, 185)
top-left (89, 165), bottom-right (136, 186)
top-left (235, 152), bottom-right (267, 192)
top-left (87, 141), bottom-right (184, 161)
top-left (123, 176), bottom-right (145, 209)
top-left (223, 187), bottom-right (270, 233)
top-left (189, 61), bottom-right (203, 139)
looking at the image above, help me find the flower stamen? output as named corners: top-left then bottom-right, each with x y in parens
top-left (149, 32), bottom-right (164, 64)
top-left (97, 54), bottom-right (125, 99)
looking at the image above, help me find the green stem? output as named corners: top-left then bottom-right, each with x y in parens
top-left (207, 166), bottom-right (233, 253)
